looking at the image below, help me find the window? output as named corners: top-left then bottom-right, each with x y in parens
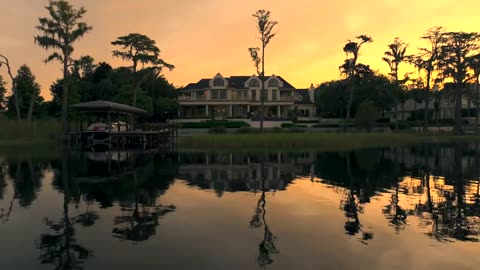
top-left (272, 90), bottom-right (278, 101)
top-left (251, 90), bottom-right (257, 100)
top-left (249, 79), bottom-right (260, 87)
top-left (219, 89), bottom-right (227, 99)
top-left (268, 78), bottom-right (279, 87)
top-left (213, 78), bottom-right (224, 87)
top-left (211, 89), bottom-right (219, 99)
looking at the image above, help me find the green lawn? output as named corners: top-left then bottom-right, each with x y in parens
top-left (177, 133), bottom-right (480, 152)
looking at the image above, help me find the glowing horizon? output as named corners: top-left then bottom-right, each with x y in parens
top-left (1, 0), bottom-right (479, 100)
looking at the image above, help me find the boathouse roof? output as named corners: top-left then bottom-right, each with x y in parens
top-left (71, 100), bottom-right (147, 114)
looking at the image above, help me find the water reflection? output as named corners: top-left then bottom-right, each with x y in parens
top-left (0, 143), bottom-right (479, 269)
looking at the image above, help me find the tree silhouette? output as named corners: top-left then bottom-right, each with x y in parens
top-left (248, 9), bottom-right (278, 133)
top-left (111, 33), bottom-right (174, 108)
top-left (0, 54), bottom-right (21, 122)
top-left (34, 0), bottom-right (92, 133)
top-left (339, 35), bottom-right (373, 132)
top-left (382, 37), bottom-right (409, 129)
top-left (438, 31), bottom-right (480, 134)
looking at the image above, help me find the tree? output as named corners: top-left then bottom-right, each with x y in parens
top-left (0, 75), bottom-right (6, 113)
top-left (9, 65), bottom-right (41, 122)
top-left (438, 31), bottom-right (480, 134)
top-left (0, 54), bottom-right (21, 122)
top-left (410, 27), bottom-right (444, 133)
top-left (248, 9), bottom-right (278, 133)
top-left (355, 101), bottom-right (379, 132)
top-left (382, 37), bottom-right (409, 130)
top-left (71, 55), bottom-right (96, 80)
top-left (34, 0), bottom-right (92, 133)
top-left (111, 33), bottom-right (174, 107)
top-left (339, 35), bottom-right (373, 132)
top-left (468, 53), bottom-right (480, 133)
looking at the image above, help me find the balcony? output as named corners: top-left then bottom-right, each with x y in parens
top-left (179, 96), bottom-right (206, 101)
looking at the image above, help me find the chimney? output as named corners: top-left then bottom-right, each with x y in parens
top-left (308, 83), bottom-right (315, 103)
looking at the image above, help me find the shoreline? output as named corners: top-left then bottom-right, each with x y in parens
top-left (1, 133), bottom-right (480, 154)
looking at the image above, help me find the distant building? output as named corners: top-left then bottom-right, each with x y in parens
top-left (178, 73), bottom-right (316, 119)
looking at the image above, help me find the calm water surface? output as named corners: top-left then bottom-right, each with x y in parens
top-left (0, 144), bottom-right (479, 270)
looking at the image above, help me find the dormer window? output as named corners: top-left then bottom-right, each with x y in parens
top-left (213, 78), bottom-right (225, 87)
top-left (268, 79), bottom-right (279, 87)
top-left (249, 79), bottom-right (260, 87)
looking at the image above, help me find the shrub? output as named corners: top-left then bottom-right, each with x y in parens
top-left (294, 120), bottom-right (320, 124)
top-left (208, 127), bottom-right (227, 134)
top-left (281, 123), bottom-right (307, 128)
top-left (354, 101), bottom-right (379, 132)
top-left (236, 126), bottom-right (260, 134)
top-left (312, 124), bottom-right (341, 128)
top-left (180, 121), bottom-right (249, 129)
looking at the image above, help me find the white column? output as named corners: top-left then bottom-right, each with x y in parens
top-left (229, 104), bottom-right (233, 117)
top-left (277, 105), bottom-right (281, 118)
top-left (206, 104), bottom-right (209, 118)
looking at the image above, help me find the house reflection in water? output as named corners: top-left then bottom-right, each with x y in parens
top-left (177, 152), bottom-right (316, 196)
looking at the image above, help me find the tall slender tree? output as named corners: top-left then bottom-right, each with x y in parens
top-left (13, 65), bottom-right (41, 122)
top-left (438, 31), bottom-right (480, 134)
top-left (248, 9), bottom-right (278, 133)
top-left (468, 54), bottom-right (480, 133)
top-left (410, 27), bottom-right (444, 133)
top-left (382, 37), bottom-right (409, 130)
top-left (339, 35), bottom-right (373, 132)
top-left (34, 0), bottom-right (92, 134)
top-left (111, 33), bottom-right (174, 107)
top-left (0, 54), bottom-right (21, 122)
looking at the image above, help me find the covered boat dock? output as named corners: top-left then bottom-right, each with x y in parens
top-left (69, 100), bottom-right (177, 150)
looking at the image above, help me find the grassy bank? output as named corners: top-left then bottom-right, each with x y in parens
top-left (177, 133), bottom-right (480, 152)
top-left (0, 119), bottom-right (60, 145)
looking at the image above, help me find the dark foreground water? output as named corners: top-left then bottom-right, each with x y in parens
top-left (1, 144), bottom-right (479, 270)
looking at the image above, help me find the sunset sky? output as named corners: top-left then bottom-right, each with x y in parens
top-left (1, 0), bottom-right (480, 99)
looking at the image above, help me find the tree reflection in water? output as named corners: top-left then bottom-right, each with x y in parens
top-left (250, 162), bottom-right (279, 268)
top-left (112, 172), bottom-right (176, 242)
top-left (37, 151), bottom-right (91, 270)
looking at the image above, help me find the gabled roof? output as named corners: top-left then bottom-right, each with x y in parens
top-left (181, 75), bottom-right (296, 90)
top-left (294, 89), bottom-right (314, 105)
top-left (71, 100), bottom-right (147, 114)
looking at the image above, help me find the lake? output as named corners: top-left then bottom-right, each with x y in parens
top-left (0, 144), bottom-right (479, 270)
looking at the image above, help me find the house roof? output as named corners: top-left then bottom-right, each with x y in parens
top-left (70, 100), bottom-right (148, 114)
top-left (294, 89), bottom-right (314, 105)
top-left (182, 75), bottom-right (296, 90)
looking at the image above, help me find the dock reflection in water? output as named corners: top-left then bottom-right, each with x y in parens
top-left (0, 144), bottom-right (479, 270)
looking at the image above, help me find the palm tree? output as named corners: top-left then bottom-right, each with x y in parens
top-left (410, 27), bottom-right (444, 133)
top-left (382, 37), bottom-right (409, 130)
top-left (248, 10), bottom-right (278, 133)
top-left (34, 0), bottom-right (92, 134)
top-left (339, 35), bottom-right (373, 132)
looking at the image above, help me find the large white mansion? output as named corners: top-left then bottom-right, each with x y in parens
top-left (178, 73), bottom-right (316, 119)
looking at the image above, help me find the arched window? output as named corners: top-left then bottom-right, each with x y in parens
top-left (249, 79), bottom-right (260, 87)
top-left (213, 78), bottom-right (224, 87)
top-left (268, 78), bottom-right (279, 87)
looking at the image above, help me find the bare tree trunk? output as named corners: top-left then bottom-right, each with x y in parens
top-left (0, 55), bottom-right (21, 123)
top-left (27, 92), bottom-right (35, 122)
top-left (476, 77), bottom-right (479, 134)
top-left (62, 52), bottom-right (69, 136)
top-left (423, 96), bottom-right (430, 133)
top-left (453, 86), bottom-right (464, 135)
top-left (260, 45), bottom-right (266, 133)
top-left (344, 80), bottom-right (354, 133)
